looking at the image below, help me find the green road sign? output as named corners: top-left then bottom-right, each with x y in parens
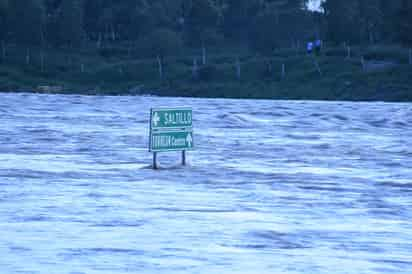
top-left (151, 108), bottom-right (192, 129)
top-left (149, 108), bottom-right (193, 152)
top-left (150, 131), bottom-right (194, 152)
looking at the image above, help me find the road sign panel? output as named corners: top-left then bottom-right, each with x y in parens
top-left (151, 108), bottom-right (192, 129)
top-left (150, 130), bottom-right (194, 152)
top-left (149, 108), bottom-right (194, 153)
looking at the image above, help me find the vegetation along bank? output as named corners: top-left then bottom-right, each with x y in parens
top-left (0, 0), bottom-right (411, 101)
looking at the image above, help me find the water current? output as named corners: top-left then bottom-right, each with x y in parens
top-left (0, 93), bottom-right (411, 273)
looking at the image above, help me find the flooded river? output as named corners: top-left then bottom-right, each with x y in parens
top-left (0, 93), bottom-right (411, 273)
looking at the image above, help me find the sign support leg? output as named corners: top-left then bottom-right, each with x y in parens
top-left (182, 150), bottom-right (186, 166)
top-left (153, 152), bottom-right (158, 169)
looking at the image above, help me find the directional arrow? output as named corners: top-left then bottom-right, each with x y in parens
top-left (186, 132), bottom-right (193, 147)
top-left (152, 112), bottom-right (160, 127)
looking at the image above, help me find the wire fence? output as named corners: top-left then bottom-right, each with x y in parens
top-left (0, 42), bottom-right (410, 89)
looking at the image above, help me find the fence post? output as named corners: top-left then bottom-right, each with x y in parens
top-left (361, 56), bottom-right (366, 72)
top-left (1, 41), bottom-right (5, 61)
top-left (409, 48), bottom-right (411, 65)
top-left (192, 57), bottom-right (198, 79)
top-left (153, 152), bottom-right (158, 170)
top-left (347, 46), bottom-right (351, 59)
top-left (182, 150), bottom-right (186, 166)
top-left (157, 56), bottom-right (163, 80)
top-left (97, 33), bottom-right (102, 49)
top-left (111, 29), bottom-right (116, 41)
top-left (314, 59), bottom-right (322, 76)
top-left (81, 63), bottom-right (85, 73)
top-left (296, 40), bottom-right (300, 56)
top-left (26, 48), bottom-right (30, 66)
top-left (236, 57), bottom-right (241, 80)
top-left (68, 56), bottom-right (72, 70)
top-left (40, 51), bottom-right (45, 72)
top-left (127, 43), bottom-right (132, 58)
top-left (267, 60), bottom-right (273, 77)
top-left (202, 45), bottom-right (206, 65)
top-left (281, 63), bottom-right (286, 79)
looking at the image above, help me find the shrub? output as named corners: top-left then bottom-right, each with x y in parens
top-left (141, 28), bottom-right (183, 59)
top-left (198, 64), bottom-right (218, 81)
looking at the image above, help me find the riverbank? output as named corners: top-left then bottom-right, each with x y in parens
top-left (1, 45), bottom-right (411, 102)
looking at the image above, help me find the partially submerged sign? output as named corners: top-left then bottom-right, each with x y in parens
top-left (150, 108), bottom-right (193, 152)
top-left (151, 131), bottom-right (193, 152)
top-left (149, 108), bottom-right (193, 169)
top-left (151, 109), bottom-right (192, 130)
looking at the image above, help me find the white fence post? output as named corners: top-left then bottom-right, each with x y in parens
top-left (361, 56), bottom-right (366, 72)
top-left (97, 33), bottom-right (102, 49)
top-left (314, 59), bottom-right (322, 76)
top-left (157, 56), bottom-right (163, 80)
top-left (236, 58), bottom-right (241, 80)
top-left (202, 46), bottom-right (206, 65)
top-left (26, 48), bottom-right (30, 65)
top-left (40, 51), bottom-right (45, 72)
top-left (1, 41), bottom-right (5, 60)
top-left (267, 60), bottom-right (272, 77)
top-left (192, 57), bottom-right (198, 79)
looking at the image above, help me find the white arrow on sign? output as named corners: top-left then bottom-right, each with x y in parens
top-left (152, 112), bottom-right (160, 127)
top-left (186, 133), bottom-right (193, 147)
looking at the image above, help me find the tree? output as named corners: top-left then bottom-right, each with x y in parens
top-left (0, 0), bottom-right (8, 41)
top-left (8, 0), bottom-right (45, 45)
top-left (83, 0), bottom-right (105, 41)
top-left (142, 28), bottom-right (183, 59)
top-left (249, 0), bottom-right (313, 53)
top-left (59, 0), bottom-right (84, 47)
top-left (184, 0), bottom-right (219, 46)
top-left (355, 0), bottom-right (382, 44)
top-left (321, 0), bottom-right (411, 45)
top-left (223, 0), bottom-right (263, 41)
top-left (322, 0), bottom-right (359, 44)
top-left (129, 2), bottom-right (156, 41)
top-left (378, 0), bottom-right (401, 42)
top-left (398, 0), bottom-right (412, 45)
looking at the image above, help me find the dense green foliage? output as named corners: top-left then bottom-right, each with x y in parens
top-left (322, 0), bottom-right (412, 45)
top-left (1, 0), bottom-right (411, 50)
top-left (1, 0), bottom-right (310, 54)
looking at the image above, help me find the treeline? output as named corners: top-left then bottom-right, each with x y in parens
top-left (0, 0), bottom-right (411, 57)
top-left (322, 0), bottom-right (412, 46)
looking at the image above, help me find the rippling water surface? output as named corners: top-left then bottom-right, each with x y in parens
top-left (0, 93), bottom-right (411, 274)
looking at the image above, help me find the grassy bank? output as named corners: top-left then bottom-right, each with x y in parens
top-left (0, 44), bottom-right (411, 101)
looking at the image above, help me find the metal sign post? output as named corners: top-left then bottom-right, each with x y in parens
top-left (149, 108), bottom-right (193, 169)
top-left (153, 152), bottom-right (158, 169)
top-left (182, 150), bottom-right (186, 166)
